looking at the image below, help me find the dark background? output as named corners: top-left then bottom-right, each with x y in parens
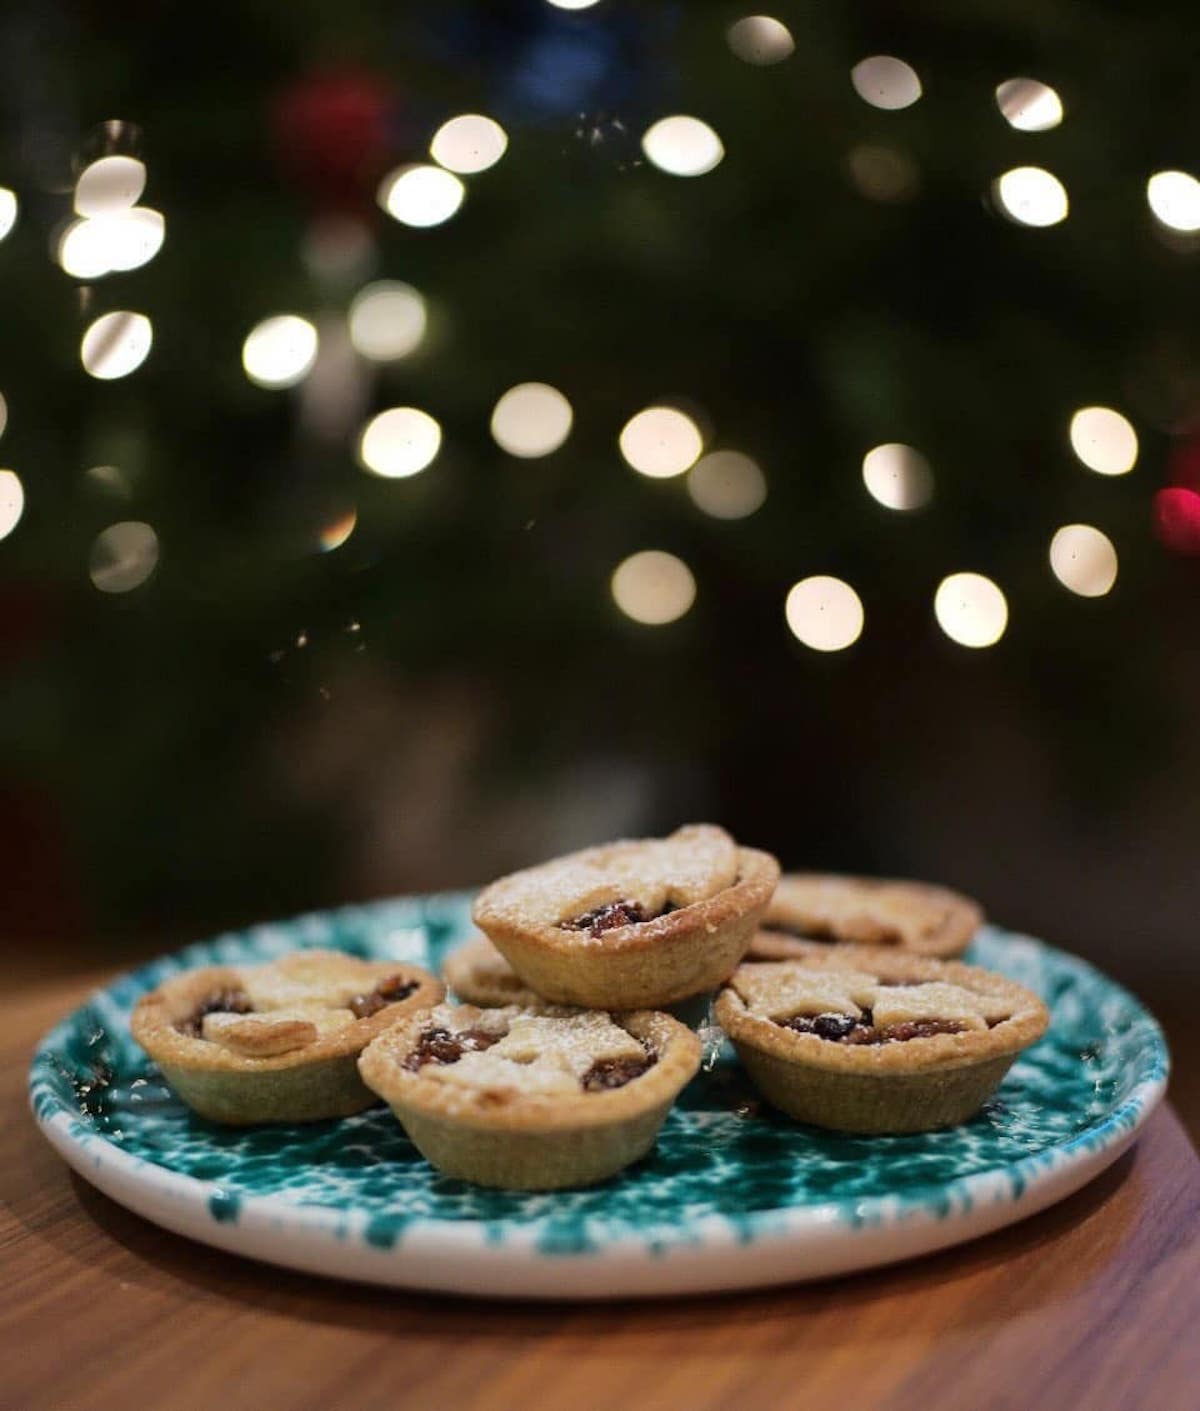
top-left (1, 3), bottom-right (1196, 1121)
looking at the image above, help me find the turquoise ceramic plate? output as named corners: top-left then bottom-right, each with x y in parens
top-left (30, 894), bottom-right (1168, 1298)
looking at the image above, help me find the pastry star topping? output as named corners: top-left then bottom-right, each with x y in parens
top-left (202, 1007), bottom-right (354, 1056)
top-left (731, 964), bottom-right (880, 1021)
top-left (423, 1009), bottom-right (650, 1095)
top-left (870, 982), bottom-right (1012, 1031)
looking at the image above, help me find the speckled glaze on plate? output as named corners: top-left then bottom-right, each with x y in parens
top-left (29, 894), bottom-right (1168, 1299)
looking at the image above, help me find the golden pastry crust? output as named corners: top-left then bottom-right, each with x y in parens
top-left (359, 1003), bottom-right (701, 1189)
top-left (715, 947), bottom-right (1048, 1133)
top-left (472, 824), bottom-right (780, 1009)
top-left (442, 935), bottom-right (547, 1008)
top-left (131, 950), bottom-right (443, 1124)
top-left (752, 873), bottom-right (983, 959)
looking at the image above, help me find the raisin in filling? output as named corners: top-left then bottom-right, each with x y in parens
top-left (403, 1026), bottom-right (500, 1071)
top-left (348, 974), bottom-right (419, 1019)
top-left (779, 1008), bottom-right (967, 1045)
top-left (561, 900), bottom-right (649, 937)
top-left (581, 1051), bottom-right (658, 1092)
top-left (177, 988), bottom-right (253, 1039)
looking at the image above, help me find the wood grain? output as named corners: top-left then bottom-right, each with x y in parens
top-left (2, 968), bottom-right (1198, 1411)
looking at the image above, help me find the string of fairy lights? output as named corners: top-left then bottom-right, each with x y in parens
top-left (0, 7), bottom-right (1192, 642)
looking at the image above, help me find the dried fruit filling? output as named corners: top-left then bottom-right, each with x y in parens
top-left (779, 1009), bottom-right (968, 1044)
top-left (581, 1053), bottom-right (657, 1091)
top-left (348, 974), bottom-right (419, 1019)
top-left (177, 988), bottom-right (253, 1038)
top-left (561, 900), bottom-right (650, 937)
top-left (403, 1026), bottom-right (500, 1071)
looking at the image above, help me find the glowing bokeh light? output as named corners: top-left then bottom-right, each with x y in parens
top-left (611, 550), bottom-right (696, 625)
top-left (687, 451), bottom-right (766, 519)
top-left (348, 282), bottom-right (426, 361)
top-left (242, 315), bottom-right (318, 389)
top-left (619, 406), bottom-right (704, 478)
top-left (378, 165), bottom-right (465, 227)
top-left (846, 145), bottom-right (919, 202)
top-left (850, 56), bottom-right (922, 111)
top-left (358, 406), bottom-right (442, 478)
top-left (1146, 171), bottom-right (1200, 233)
top-left (1069, 406), bottom-right (1138, 476)
top-left (862, 443), bottom-right (934, 510)
top-left (81, 311), bottom-right (152, 380)
top-left (85, 464), bottom-right (131, 497)
top-left (319, 508), bottom-right (357, 552)
top-left (641, 117), bottom-right (724, 177)
top-left (785, 576), bottom-right (864, 652)
top-left (995, 167), bottom-right (1068, 226)
top-left (89, 521), bottom-right (159, 593)
top-left (58, 207), bottom-right (165, 278)
top-left (0, 188), bottom-right (17, 242)
top-left (546, 0), bottom-right (601, 8)
top-left (727, 16), bottom-right (794, 65)
top-left (995, 79), bottom-right (1064, 132)
top-left (74, 156), bottom-right (146, 217)
top-left (490, 382), bottom-right (573, 457)
top-left (0, 469), bottom-right (24, 540)
top-left (934, 573), bottom-right (1008, 648)
top-left (1049, 524), bottom-right (1118, 598)
top-left (430, 114), bottom-right (508, 175)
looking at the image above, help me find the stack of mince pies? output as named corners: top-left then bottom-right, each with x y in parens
top-left (130, 824), bottom-right (1050, 1190)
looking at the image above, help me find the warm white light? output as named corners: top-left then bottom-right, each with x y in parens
top-left (358, 407), bottom-right (442, 478)
top-left (89, 521), bottom-right (159, 593)
top-left (727, 16), bottom-right (794, 65)
top-left (619, 406), bottom-right (703, 478)
top-left (862, 443), bottom-right (933, 510)
top-left (785, 576), bottom-right (864, 652)
top-left (490, 382), bottom-right (573, 457)
top-left (58, 207), bottom-right (165, 278)
top-left (851, 56), bottom-right (922, 111)
top-left (81, 311), bottom-right (152, 380)
top-left (934, 573), bottom-right (1008, 648)
top-left (319, 508), bottom-right (357, 552)
top-left (0, 469), bottom-right (24, 540)
top-left (1049, 524), bottom-right (1118, 598)
top-left (348, 282), bottom-right (427, 361)
top-left (546, 0), bottom-right (601, 9)
top-left (379, 165), bottom-right (465, 227)
top-left (641, 116), bottom-right (724, 177)
top-left (1146, 171), bottom-right (1200, 234)
top-left (995, 166), bottom-right (1068, 226)
top-left (242, 315), bottom-right (318, 389)
top-left (0, 188), bottom-right (16, 242)
top-left (1069, 406), bottom-right (1138, 476)
top-left (687, 451), bottom-right (766, 519)
top-left (611, 550), bottom-right (696, 625)
top-left (430, 114), bottom-right (508, 174)
top-left (995, 79), bottom-right (1063, 133)
top-left (85, 464), bottom-right (131, 496)
top-left (74, 156), bottom-right (146, 216)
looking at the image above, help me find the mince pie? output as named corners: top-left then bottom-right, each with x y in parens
top-left (749, 873), bottom-right (982, 960)
top-left (358, 1002), bottom-right (701, 1189)
top-left (130, 949), bottom-right (443, 1124)
top-left (715, 948), bottom-right (1048, 1133)
top-left (442, 934), bottom-right (547, 1009)
top-left (471, 824), bottom-right (780, 1009)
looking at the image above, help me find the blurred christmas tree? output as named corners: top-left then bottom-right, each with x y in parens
top-left (1, 0), bottom-right (1198, 936)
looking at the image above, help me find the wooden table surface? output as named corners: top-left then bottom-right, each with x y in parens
top-left (4, 965), bottom-right (1199, 1411)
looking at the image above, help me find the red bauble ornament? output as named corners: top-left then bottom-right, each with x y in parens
top-left (1153, 486), bottom-right (1200, 555)
top-left (271, 66), bottom-right (398, 214)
